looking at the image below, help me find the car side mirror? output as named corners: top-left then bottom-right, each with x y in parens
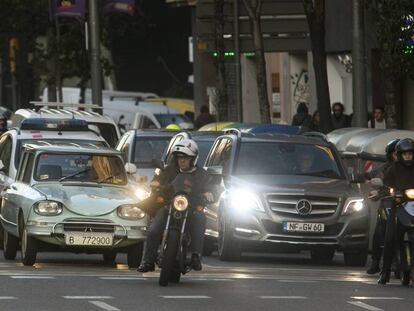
top-left (205, 166), bottom-right (223, 176)
top-left (370, 178), bottom-right (384, 189)
top-left (125, 162), bottom-right (137, 175)
top-left (6, 120), bottom-right (12, 129)
top-left (151, 159), bottom-right (164, 170)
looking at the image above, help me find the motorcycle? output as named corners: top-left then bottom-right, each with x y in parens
top-left (370, 178), bottom-right (414, 285)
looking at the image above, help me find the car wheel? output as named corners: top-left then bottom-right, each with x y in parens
top-left (127, 242), bottom-right (143, 268)
top-left (21, 227), bottom-right (37, 266)
top-left (344, 249), bottom-right (368, 267)
top-left (218, 213), bottom-right (240, 261)
top-left (202, 238), bottom-right (216, 256)
top-left (3, 228), bottom-right (18, 260)
top-left (102, 251), bottom-right (117, 266)
top-left (310, 248), bottom-right (335, 264)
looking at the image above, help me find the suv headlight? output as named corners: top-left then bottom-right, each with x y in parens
top-left (229, 189), bottom-right (264, 212)
top-left (117, 204), bottom-right (146, 220)
top-left (173, 195), bottom-right (189, 212)
top-left (342, 198), bottom-right (365, 215)
top-left (405, 189), bottom-right (414, 199)
top-left (33, 201), bottom-right (63, 216)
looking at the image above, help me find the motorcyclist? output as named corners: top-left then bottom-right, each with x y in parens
top-left (137, 139), bottom-right (213, 273)
top-left (378, 138), bottom-right (414, 285)
top-left (366, 139), bottom-right (399, 274)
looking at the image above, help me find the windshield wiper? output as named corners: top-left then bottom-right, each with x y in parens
top-left (97, 172), bottom-right (122, 184)
top-left (59, 168), bottom-right (91, 182)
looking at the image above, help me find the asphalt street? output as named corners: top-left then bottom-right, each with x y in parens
top-left (0, 251), bottom-right (413, 311)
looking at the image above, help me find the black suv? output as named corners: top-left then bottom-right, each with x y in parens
top-left (204, 130), bottom-right (368, 266)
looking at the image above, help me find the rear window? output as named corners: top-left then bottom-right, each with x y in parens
top-left (155, 114), bottom-right (190, 127)
top-left (235, 142), bottom-right (343, 179)
top-left (90, 122), bottom-right (118, 147)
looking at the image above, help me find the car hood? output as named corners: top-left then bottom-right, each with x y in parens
top-left (231, 174), bottom-right (358, 197)
top-left (33, 183), bottom-right (137, 216)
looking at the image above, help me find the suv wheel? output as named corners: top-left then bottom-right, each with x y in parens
top-left (344, 249), bottom-right (368, 267)
top-left (3, 229), bottom-right (18, 260)
top-left (21, 227), bottom-right (37, 266)
top-left (218, 213), bottom-right (240, 261)
top-left (310, 248), bottom-right (335, 264)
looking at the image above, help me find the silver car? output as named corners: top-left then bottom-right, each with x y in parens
top-left (0, 144), bottom-right (148, 267)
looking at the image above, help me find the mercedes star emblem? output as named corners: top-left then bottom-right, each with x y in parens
top-left (296, 199), bottom-right (312, 216)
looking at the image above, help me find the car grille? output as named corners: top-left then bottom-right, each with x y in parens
top-left (262, 219), bottom-right (343, 236)
top-left (266, 194), bottom-right (340, 218)
top-left (62, 218), bottom-right (115, 233)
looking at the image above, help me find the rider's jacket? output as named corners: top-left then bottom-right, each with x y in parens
top-left (384, 162), bottom-right (414, 190)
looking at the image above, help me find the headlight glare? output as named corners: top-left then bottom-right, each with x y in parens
top-left (135, 188), bottom-right (151, 201)
top-left (405, 189), bottom-right (414, 199)
top-left (173, 195), bottom-right (189, 212)
top-left (33, 201), bottom-right (63, 215)
top-left (342, 198), bottom-right (365, 215)
top-left (117, 204), bottom-right (146, 220)
top-left (229, 189), bottom-right (264, 212)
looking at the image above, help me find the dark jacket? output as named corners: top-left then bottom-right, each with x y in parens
top-left (292, 113), bottom-right (312, 128)
top-left (195, 113), bottom-right (216, 129)
top-left (332, 114), bottom-right (351, 130)
top-left (384, 162), bottom-right (414, 190)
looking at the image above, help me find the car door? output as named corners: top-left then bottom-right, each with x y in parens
top-left (0, 134), bottom-right (14, 193)
top-left (204, 138), bottom-right (233, 237)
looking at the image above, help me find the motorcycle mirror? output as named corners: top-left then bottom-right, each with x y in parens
top-left (370, 178), bottom-right (384, 188)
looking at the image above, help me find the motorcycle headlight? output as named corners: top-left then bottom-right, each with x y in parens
top-left (342, 198), bottom-right (365, 215)
top-left (229, 189), bottom-right (264, 212)
top-left (135, 187), bottom-right (151, 201)
top-left (117, 204), bottom-right (146, 220)
top-left (405, 189), bottom-right (414, 199)
top-left (173, 195), bottom-right (189, 212)
top-left (33, 201), bottom-right (63, 216)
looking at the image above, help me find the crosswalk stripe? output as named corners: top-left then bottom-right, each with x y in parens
top-left (100, 277), bottom-right (147, 280)
top-left (63, 296), bottom-right (113, 300)
top-left (347, 301), bottom-right (383, 311)
top-left (89, 301), bottom-right (120, 311)
top-left (161, 296), bottom-right (211, 299)
top-left (10, 276), bottom-right (55, 279)
top-left (259, 296), bottom-right (307, 299)
top-left (351, 297), bottom-right (404, 300)
top-left (0, 297), bottom-right (16, 300)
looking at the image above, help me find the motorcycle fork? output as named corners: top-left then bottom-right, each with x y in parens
top-left (159, 208), bottom-right (173, 265)
top-left (178, 211), bottom-right (189, 273)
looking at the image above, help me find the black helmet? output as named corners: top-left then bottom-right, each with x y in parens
top-left (385, 139), bottom-right (400, 161)
top-left (396, 138), bottom-right (414, 166)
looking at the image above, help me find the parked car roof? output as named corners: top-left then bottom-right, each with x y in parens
top-left (23, 143), bottom-right (122, 155)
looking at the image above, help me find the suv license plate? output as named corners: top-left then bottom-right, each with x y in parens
top-left (65, 233), bottom-right (113, 246)
top-left (283, 222), bottom-right (325, 233)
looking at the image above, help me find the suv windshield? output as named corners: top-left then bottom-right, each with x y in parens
top-left (34, 153), bottom-right (127, 185)
top-left (133, 137), bottom-right (171, 168)
top-left (235, 142), bottom-right (343, 179)
top-left (155, 114), bottom-right (190, 127)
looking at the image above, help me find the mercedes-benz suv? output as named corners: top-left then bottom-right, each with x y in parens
top-left (204, 130), bottom-right (368, 266)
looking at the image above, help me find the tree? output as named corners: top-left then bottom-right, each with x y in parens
top-left (302, 0), bottom-right (333, 133)
top-left (367, 0), bottom-right (414, 128)
top-left (241, 0), bottom-right (271, 123)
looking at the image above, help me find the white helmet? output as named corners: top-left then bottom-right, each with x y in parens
top-left (172, 139), bottom-right (199, 164)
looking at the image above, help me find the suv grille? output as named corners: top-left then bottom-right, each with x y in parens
top-left (63, 219), bottom-right (115, 233)
top-left (266, 194), bottom-right (340, 218)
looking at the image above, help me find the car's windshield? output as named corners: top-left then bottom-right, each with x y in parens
top-left (34, 153), bottom-right (127, 185)
top-left (16, 139), bottom-right (107, 169)
top-left (155, 114), bottom-right (191, 127)
top-left (234, 142), bottom-right (343, 179)
top-left (133, 137), bottom-right (171, 168)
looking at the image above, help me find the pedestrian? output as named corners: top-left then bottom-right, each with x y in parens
top-left (368, 106), bottom-right (387, 129)
top-left (311, 110), bottom-right (321, 132)
top-left (195, 105), bottom-right (215, 129)
top-left (331, 102), bottom-right (351, 130)
top-left (291, 102), bottom-right (312, 129)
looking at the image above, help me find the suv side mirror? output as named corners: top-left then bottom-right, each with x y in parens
top-left (370, 178), bottom-right (384, 188)
top-left (205, 166), bottom-right (223, 176)
top-left (125, 162), bottom-right (137, 175)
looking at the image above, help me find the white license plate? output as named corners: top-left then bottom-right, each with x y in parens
top-left (283, 222), bottom-right (325, 233)
top-left (65, 232), bottom-right (113, 246)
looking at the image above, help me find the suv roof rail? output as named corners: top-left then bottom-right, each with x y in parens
top-left (303, 131), bottom-right (329, 142)
top-left (30, 101), bottom-right (103, 110)
top-left (223, 128), bottom-right (242, 137)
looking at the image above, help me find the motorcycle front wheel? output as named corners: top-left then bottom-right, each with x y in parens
top-left (159, 230), bottom-right (180, 287)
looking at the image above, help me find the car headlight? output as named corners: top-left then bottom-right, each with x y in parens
top-left (405, 189), bottom-right (414, 199)
top-left (117, 204), bottom-right (146, 220)
top-left (229, 189), bottom-right (264, 212)
top-left (33, 201), bottom-right (63, 216)
top-left (173, 195), bottom-right (189, 212)
top-left (342, 198), bottom-right (365, 215)
top-left (135, 187), bottom-right (151, 201)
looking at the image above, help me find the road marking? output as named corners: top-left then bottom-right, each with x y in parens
top-left (259, 296), bottom-right (307, 299)
top-left (0, 297), bottom-right (16, 300)
top-left (191, 278), bottom-right (232, 281)
top-left (100, 277), bottom-right (147, 280)
top-left (347, 301), bottom-right (383, 311)
top-left (161, 296), bottom-right (211, 299)
top-left (89, 301), bottom-right (120, 311)
top-left (63, 296), bottom-right (113, 300)
top-left (278, 280), bottom-right (318, 283)
top-left (10, 276), bottom-right (55, 279)
top-left (351, 297), bottom-right (404, 300)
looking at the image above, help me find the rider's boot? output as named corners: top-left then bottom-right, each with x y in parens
top-left (401, 270), bottom-right (410, 286)
top-left (366, 260), bottom-right (380, 274)
top-left (191, 253), bottom-right (202, 271)
top-left (378, 270), bottom-right (390, 284)
top-left (137, 262), bottom-right (155, 273)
